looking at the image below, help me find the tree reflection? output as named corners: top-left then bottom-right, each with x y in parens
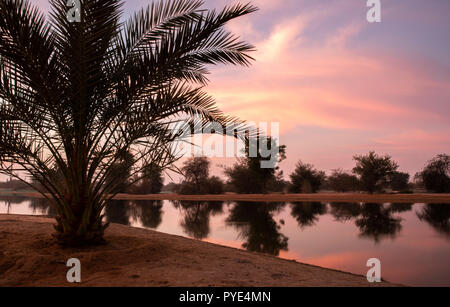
top-left (226, 202), bottom-right (288, 256)
top-left (417, 204), bottom-right (450, 239)
top-left (355, 203), bottom-right (402, 243)
top-left (389, 203), bottom-right (413, 213)
top-left (172, 201), bottom-right (224, 239)
top-left (29, 198), bottom-right (57, 216)
top-left (329, 202), bottom-right (361, 222)
top-left (130, 200), bottom-right (164, 229)
top-left (0, 195), bottom-right (29, 205)
top-left (290, 202), bottom-right (327, 228)
top-left (104, 200), bottom-right (131, 226)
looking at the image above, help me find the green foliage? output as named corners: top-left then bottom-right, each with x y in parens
top-left (0, 0), bottom-right (256, 245)
top-left (352, 151), bottom-right (398, 193)
top-left (289, 161), bottom-right (325, 193)
top-left (416, 154), bottom-right (450, 193)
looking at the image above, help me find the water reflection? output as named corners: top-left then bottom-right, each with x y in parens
top-left (172, 201), bottom-right (224, 239)
top-left (0, 195), bottom-right (29, 214)
top-left (417, 204), bottom-right (450, 239)
top-left (130, 200), bottom-right (164, 229)
top-left (105, 200), bottom-right (131, 225)
top-left (329, 202), bottom-right (410, 242)
top-left (355, 203), bottom-right (403, 243)
top-left (290, 202), bottom-right (327, 228)
top-left (29, 197), bottom-right (57, 216)
top-left (2, 196), bottom-right (450, 285)
top-left (226, 202), bottom-right (288, 256)
top-left (329, 202), bottom-right (362, 221)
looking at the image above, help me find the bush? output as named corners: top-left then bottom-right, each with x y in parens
top-left (416, 154), bottom-right (450, 193)
top-left (352, 151), bottom-right (398, 193)
top-left (327, 169), bottom-right (360, 192)
top-left (289, 161), bottom-right (325, 193)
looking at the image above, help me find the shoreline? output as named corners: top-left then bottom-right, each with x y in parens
top-left (0, 214), bottom-right (399, 287)
top-left (4, 191), bottom-right (450, 203)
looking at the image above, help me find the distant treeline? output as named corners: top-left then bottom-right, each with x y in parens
top-left (0, 179), bottom-right (29, 191)
top-left (169, 150), bottom-right (450, 195)
top-left (2, 150), bottom-right (449, 195)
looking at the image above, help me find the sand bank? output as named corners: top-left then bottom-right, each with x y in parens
top-left (0, 215), bottom-right (398, 287)
top-left (14, 191), bottom-right (450, 203)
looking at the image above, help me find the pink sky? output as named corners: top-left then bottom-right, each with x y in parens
top-left (31, 0), bottom-right (450, 179)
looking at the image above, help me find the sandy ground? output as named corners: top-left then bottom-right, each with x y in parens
top-left (12, 191), bottom-right (450, 203)
top-left (0, 215), bottom-right (398, 287)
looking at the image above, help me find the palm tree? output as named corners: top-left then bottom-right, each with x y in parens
top-left (0, 0), bottom-right (257, 246)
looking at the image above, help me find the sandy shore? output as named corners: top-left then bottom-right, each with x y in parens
top-left (0, 214), bottom-right (398, 287)
top-left (11, 191), bottom-right (450, 203)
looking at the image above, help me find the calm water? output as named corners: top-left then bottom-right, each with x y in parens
top-left (1, 196), bottom-right (450, 286)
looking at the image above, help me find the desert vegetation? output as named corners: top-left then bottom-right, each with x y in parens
top-left (0, 0), bottom-right (258, 246)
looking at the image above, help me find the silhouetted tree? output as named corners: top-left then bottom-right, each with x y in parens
top-left (130, 162), bottom-right (164, 194)
top-left (225, 137), bottom-right (286, 194)
top-left (352, 152), bottom-right (398, 193)
top-left (0, 179), bottom-right (29, 190)
top-left (179, 157), bottom-right (224, 194)
top-left (105, 150), bottom-right (134, 194)
top-left (289, 161), bottom-right (325, 193)
top-left (389, 171), bottom-right (410, 192)
top-left (327, 169), bottom-right (360, 192)
top-left (416, 154), bottom-right (450, 193)
top-left (0, 0), bottom-right (257, 246)
top-left (207, 176), bottom-right (225, 195)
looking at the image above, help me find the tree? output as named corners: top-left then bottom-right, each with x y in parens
top-left (225, 137), bottom-right (286, 193)
top-left (130, 162), bottom-right (164, 195)
top-left (289, 161), bottom-right (325, 193)
top-left (416, 154), bottom-right (450, 193)
top-left (327, 169), bottom-right (360, 192)
top-left (180, 157), bottom-right (210, 194)
top-left (207, 176), bottom-right (224, 195)
top-left (389, 171), bottom-right (410, 192)
top-left (352, 152), bottom-right (398, 193)
top-left (179, 157), bottom-right (224, 194)
top-left (105, 150), bottom-right (134, 194)
top-left (0, 0), bottom-right (257, 246)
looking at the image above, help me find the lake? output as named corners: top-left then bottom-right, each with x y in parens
top-left (1, 196), bottom-right (449, 286)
